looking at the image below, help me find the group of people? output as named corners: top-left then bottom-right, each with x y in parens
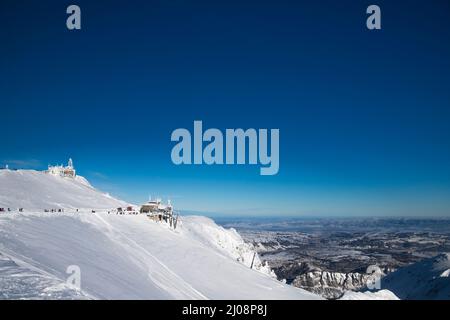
top-left (0, 208), bottom-right (81, 214)
top-left (0, 207), bottom-right (23, 213)
top-left (44, 208), bottom-right (67, 213)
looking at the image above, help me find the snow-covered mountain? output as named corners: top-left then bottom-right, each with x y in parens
top-left (339, 253), bottom-right (450, 300)
top-left (381, 253), bottom-right (450, 300)
top-left (0, 169), bottom-right (320, 300)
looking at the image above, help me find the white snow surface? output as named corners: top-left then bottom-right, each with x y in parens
top-left (440, 269), bottom-right (450, 278)
top-left (381, 253), bottom-right (450, 300)
top-left (0, 169), bottom-right (319, 300)
top-left (181, 216), bottom-right (275, 277)
top-left (0, 169), bottom-right (127, 210)
top-left (340, 289), bottom-right (399, 300)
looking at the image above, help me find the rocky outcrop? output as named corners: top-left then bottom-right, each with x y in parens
top-left (292, 269), bottom-right (371, 299)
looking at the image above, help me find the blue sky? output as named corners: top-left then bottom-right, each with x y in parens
top-left (1, 0), bottom-right (450, 216)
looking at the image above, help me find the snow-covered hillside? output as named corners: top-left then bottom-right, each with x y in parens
top-left (0, 169), bottom-right (320, 300)
top-left (0, 169), bottom-right (127, 210)
top-left (381, 253), bottom-right (450, 300)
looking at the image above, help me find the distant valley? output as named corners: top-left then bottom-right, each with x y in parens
top-left (217, 217), bottom-right (450, 299)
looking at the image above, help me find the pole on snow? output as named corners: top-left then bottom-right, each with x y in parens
top-left (250, 252), bottom-right (256, 269)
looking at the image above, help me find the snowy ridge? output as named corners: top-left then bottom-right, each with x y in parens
top-left (381, 253), bottom-right (450, 300)
top-left (181, 216), bottom-right (275, 277)
top-left (0, 169), bottom-right (127, 210)
top-left (340, 290), bottom-right (399, 300)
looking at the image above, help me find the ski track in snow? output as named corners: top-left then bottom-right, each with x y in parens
top-left (91, 213), bottom-right (207, 299)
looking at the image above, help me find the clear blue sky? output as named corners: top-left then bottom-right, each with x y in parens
top-left (1, 0), bottom-right (450, 216)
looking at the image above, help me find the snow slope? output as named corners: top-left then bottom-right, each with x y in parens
top-left (0, 169), bottom-right (320, 300)
top-left (181, 216), bottom-right (275, 276)
top-left (0, 169), bottom-right (127, 210)
top-left (381, 253), bottom-right (450, 300)
top-left (0, 252), bottom-right (90, 299)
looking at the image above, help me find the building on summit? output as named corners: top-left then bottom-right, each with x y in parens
top-left (46, 158), bottom-right (76, 178)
